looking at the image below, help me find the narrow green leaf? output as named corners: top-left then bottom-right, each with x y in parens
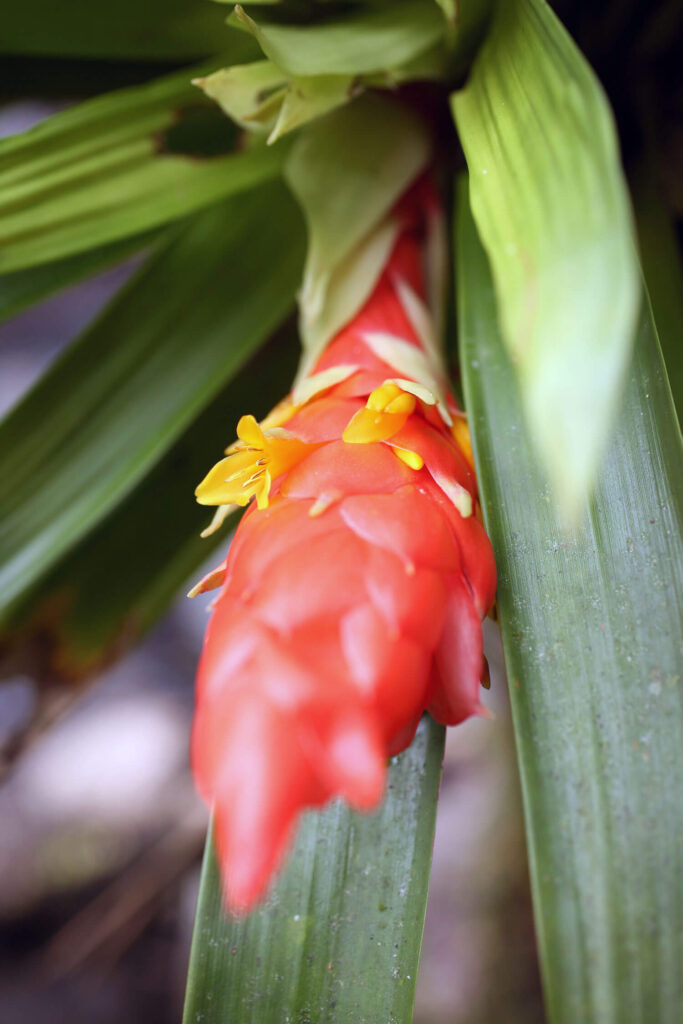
top-left (0, 229), bottom-right (160, 324)
top-left (1, 332), bottom-right (298, 678)
top-left (233, 0), bottom-right (446, 77)
top-left (0, 0), bottom-right (256, 61)
top-left (457, 182), bottom-right (682, 1024)
top-left (183, 715), bottom-right (445, 1024)
top-left (631, 160), bottom-right (683, 419)
top-left (452, 0), bottom-right (640, 515)
top-left (0, 182), bottom-right (305, 622)
top-left (0, 66), bottom-right (287, 273)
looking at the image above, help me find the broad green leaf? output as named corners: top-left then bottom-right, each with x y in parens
top-left (183, 715), bottom-right (445, 1024)
top-left (452, 0), bottom-right (640, 516)
top-left (0, 230), bottom-right (160, 324)
top-left (233, 0), bottom-right (445, 77)
top-left (0, 0), bottom-right (256, 61)
top-left (1, 333), bottom-right (298, 678)
top-left (0, 182), bottom-right (305, 622)
top-left (457, 182), bottom-right (682, 1024)
top-left (0, 66), bottom-right (287, 273)
top-left (285, 94), bottom-right (430, 377)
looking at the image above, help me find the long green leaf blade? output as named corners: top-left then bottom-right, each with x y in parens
top-left (0, 230), bottom-right (160, 324)
top-left (452, 0), bottom-right (639, 515)
top-left (0, 66), bottom-right (286, 273)
top-left (183, 715), bottom-right (444, 1024)
top-left (457, 182), bottom-right (682, 1024)
top-left (1, 332), bottom-right (298, 679)
top-left (0, 182), bottom-right (305, 621)
top-left (631, 161), bottom-right (683, 418)
top-left (0, 0), bottom-right (254, 61)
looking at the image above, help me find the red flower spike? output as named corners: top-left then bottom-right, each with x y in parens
top-left (191, 177), bottom-right (497, 914)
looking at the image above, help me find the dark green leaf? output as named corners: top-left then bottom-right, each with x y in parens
top-left (631, 160), bottom-right (683, 419)
top-left (0, 65), bottom-right (287, 273)
top-left (452, 0), bottom-right (640, 515)
top-left (0, 181), bottom-right (305, 622)
top-left (183, 715), bottom-right (445, 1024)
top-left (1, 331), bottom-right (298, 677)
top-left (0, 0), bottom-right (255, 61)
top-left (0, 230), bottom-right (160, 324)
top-left (457, 180), bottom-right (682, 1024)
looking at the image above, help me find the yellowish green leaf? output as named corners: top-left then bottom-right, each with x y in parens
top-left (452, 0), bottom-right (639, 516)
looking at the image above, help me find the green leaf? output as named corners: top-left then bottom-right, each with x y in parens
top-left (0, 65), bottom-right (287, 273)
top-left (452, 0), bottom-right (640, 516)
top-left (198, 2), bottom-right (490, 144)
top-left (233, 0), bottom-right (446, 77)
top-left (456, 181), bottom-right (683, 1024)
top-left (0, 0), bottom-right (256, 61)
top-left (0, 230), bottom-right (160, 324)
top-left (1, 331), bottom-right (298, 678)
top-left (194, 61), bottom-right (289, 135)
top-left (183, 715), bottom-right (445, 1024)
top-left (284, 94), bottom-right (430, 376)
top-left (0, 181), bottom-right (305, 623)
top-left (631, 160), bottom-right (683, 419)
top-left (195, 60), bottom-right (356, 145)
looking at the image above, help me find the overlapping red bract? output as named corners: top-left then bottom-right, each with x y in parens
top-left (191, 180), bottom-right (496, 912)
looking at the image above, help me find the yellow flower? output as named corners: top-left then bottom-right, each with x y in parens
top-left (195, 414), bottom-right (311, 511)
top-left (343, 381), bottom-right (424, 470)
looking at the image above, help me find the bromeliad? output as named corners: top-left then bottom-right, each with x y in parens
top-left (190, 176), bottom-right (496, 913)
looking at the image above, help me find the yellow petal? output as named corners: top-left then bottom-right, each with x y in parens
top-left (195, 451), bottom-right (260, 506)
top-left (236, 414), bottom-right (265, 447)
top-left (343, 406), bottom-right (409, 444)
top-left (366, 381), bottom-right (404, 412)
top-left (266, 435), bottom-right (314, 478)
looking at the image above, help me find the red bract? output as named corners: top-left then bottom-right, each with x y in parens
top-left (191, 179), bottom-right (496, 913)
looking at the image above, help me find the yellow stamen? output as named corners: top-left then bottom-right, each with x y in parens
top-left (343, 381), bottom-right (416, 445)
top-left (196, 414), bottom-right (312, 511)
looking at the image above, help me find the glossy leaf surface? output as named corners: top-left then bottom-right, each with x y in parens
top-left (183, 715), bottom-right (445, 1024)
top-left (0, 66), bottom-right (286, 272)
top-left (0, 183), bottom-right (305, 621)
top-left (452, 0), bottom-right (639, 514)
top-left (457, 183), bottom-right (682, 1024)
